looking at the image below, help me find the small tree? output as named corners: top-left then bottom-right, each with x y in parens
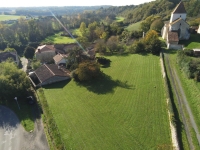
top-left (95, 39), bottom-right (107, 54)
top-left (106, 36), bottom-right (118, 54)
top-left (24, 46), bottom-right (35, 59)
top-left (79, 22), bottom-right (86, 35)
top-left (150, 18), bottom-right (164, 33)
top-left (143, 30), bottom-right (161, 54)
top-left (75, 61), bottom-right (101, 81)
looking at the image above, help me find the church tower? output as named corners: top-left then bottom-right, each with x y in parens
top-left (169, 1), bottom-right (187, 23)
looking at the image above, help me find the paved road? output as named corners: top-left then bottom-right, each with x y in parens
top-left (0, 106), bottom-right (21, 150)
top-left (20, 57), bottom-right (28, 72)
top-left (164, 52), bottom-right (200, 149)
top-left (0, 105), bottom-right (49, 150)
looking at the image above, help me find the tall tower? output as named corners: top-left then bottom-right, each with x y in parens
top-left (169, 1), bottom-right (187, 23)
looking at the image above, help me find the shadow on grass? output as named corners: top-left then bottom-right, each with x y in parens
top-left (138, 52), bottom-right (150, 56)
top-left (75, 73), bottom-right (135, 94)
top-left (165, 61), bottom-right (184, 150)
top-left (163, 48), bottom-right (178, 55)
top-left (43, 79), bottom-right (71, 89)
top-left (101, 63), bottom-right (111, 68)
top-left (179, 34), bottom-right (200, 48)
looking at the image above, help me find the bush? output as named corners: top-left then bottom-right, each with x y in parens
top-left (96, 57), bottom-right (111, 65)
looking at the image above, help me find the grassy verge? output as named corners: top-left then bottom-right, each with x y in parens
top-left (37, 88), bottom-right (66, 150)
top-left (164, 49), bottom-right (200, 149)
top-left (40, 54), bottom-right (171, 149)
top-left (163, 50), bottom-right (190, 149)
top-left (0, 98), bottom-right (34, 131)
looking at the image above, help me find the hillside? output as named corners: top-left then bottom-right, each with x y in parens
top-left (99, 0), bottom-right (200, 24)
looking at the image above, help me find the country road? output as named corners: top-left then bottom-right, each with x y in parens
top-left (164, 52), bottom-right (200, 149)
top-left (0, 105), bottom-right (49, 150)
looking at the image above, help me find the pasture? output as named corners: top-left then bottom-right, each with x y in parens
top-left (42, 32), bottom-right (76, 44)
top-left (42, 54), bottom-right (171, 149)
top-left (0, 15), bottom-right (24, 21)
top-left (125, 21), bottom-right (142, 31)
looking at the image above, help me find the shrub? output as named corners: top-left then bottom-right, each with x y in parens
top-left (96, 57), bottom-right (111, 65)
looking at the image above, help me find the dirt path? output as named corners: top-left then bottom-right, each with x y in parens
top-left (164, 52), bottom-right (200, 149)
top-left (20, 57), bottom-right (28, 72)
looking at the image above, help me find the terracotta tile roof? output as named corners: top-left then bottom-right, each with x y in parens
top-left (34, 64), bottom-right (70, 83)
top-left (53, 53), bottom-right (68, 63)
top-left (172, 1), bottom-right (186, 14)
top-left (0, 52), bottom-right (17, 62)
top-left (35, 45), bottom-right (55, 53)
top-left (168, 31), bottom-right (179, 42)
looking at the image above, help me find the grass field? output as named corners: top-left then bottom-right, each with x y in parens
top-left (179, 34), bottom-right (200, 49)
top-left (0, 15), bottom-right (24, 21)
top-left (42, 32), bottom-right (76, 44)
top-left (115, 17), bottom-right (124, 22)
top-left (41, 54), bottom-right (171, 149)
top-left (125, 21), bottom-right (142, 31)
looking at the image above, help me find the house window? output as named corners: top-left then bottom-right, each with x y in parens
top-left (180, 15), bottom-right (181, 17)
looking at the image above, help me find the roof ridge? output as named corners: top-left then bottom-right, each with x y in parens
top-left (172, 1), bottom-right (186, 14)
top-left (45, 64), bottom-right (55, 76)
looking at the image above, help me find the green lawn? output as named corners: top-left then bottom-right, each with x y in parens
top-left (125, 21), bottom-right (142, 31)
top-left (115, 16), bottom-right (124, 22)
top-left (42, 54), bottom-right (171, 149)
top-left (42, 32), bottom-right (76, 44)
top-left (179, 34), bottom-right (200, 49)
top-left (0, 15), bottom-right (24, 21)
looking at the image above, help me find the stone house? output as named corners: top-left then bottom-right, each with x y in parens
top-left (35, 45), bottom-right (64, 63)
top-left (0, 51), bottom-right (19, 65)
top-left (53, 53), bottom-right (69, 66)
top-left (162, 1), bottom-right (190, 49)
top-left (29, 64), bottom-right (71, 87)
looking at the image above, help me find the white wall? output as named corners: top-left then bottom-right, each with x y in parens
top-left (170, 13), bottom-right (186, 23)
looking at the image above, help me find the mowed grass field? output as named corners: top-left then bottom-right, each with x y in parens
top-left (42, 54), bottom-right (171, 149)
top-left (125, 21), bottom-right (142, 31)
top-left (0, 15), bottom-right (24, 21)
top-left (42, 32), bottom-right (76, 44)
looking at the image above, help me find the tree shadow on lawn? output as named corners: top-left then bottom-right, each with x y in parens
top-left (163, 48), bottom-right (178, 55)
top-left (76, 73), bottom-right (135, 94)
